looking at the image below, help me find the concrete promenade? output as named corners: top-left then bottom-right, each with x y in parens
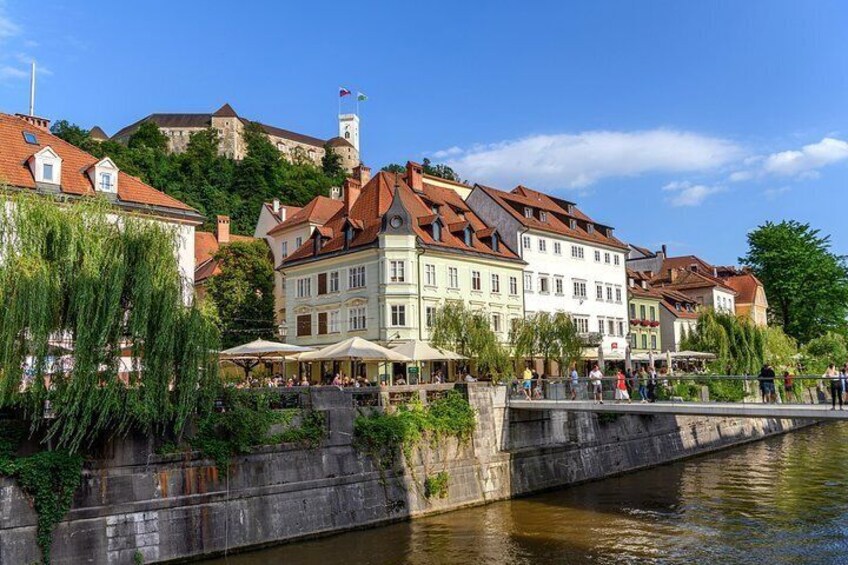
top-left (509, 399), bottom-right (848, 420)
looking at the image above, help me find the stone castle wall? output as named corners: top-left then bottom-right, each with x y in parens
top-left (0, 385), bottom-right (814, 564)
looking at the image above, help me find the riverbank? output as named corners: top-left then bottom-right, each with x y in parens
top-left (0, 385), bottom-right (818, 564)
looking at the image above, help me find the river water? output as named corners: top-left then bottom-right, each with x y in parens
top-left (208, 422), bottom-right (848, 565)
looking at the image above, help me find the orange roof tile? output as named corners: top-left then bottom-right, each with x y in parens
top-left (194, 230), bottom-right (255, 283)
top-left (722, 273), bottom-right (762, 304)
top-left (0, 113), bottom-right (198, 217)
top-left (265, 196), bottom-right (343, 236)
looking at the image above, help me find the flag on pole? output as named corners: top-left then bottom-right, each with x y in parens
top-left (357, 92), bottom-right (368, 102)
top-left (339, 87), bottom-right (352, 97)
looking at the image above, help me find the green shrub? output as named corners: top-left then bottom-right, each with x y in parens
top-left (424, 471), bottom-right (450, 499)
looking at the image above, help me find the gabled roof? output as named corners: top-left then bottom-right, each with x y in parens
top-left (658, 288), bottom-right (700, 319)
top-left (0, 113), bottom-right (199, 217)
top-left (89, 126), bottom-right (109, 140)
top-left (283, 171), bottom-right (523, 265)
top-left (626, 269), bottom-right (663, 300)
top-left (113, 103), bottom-right (329, 148)
top-left (473, 183), bottom-right (628, 251)
top-left (722, 273), bottom-right (763, 304)
top-left (262, 201), bottom-right (302, 224)
top-left (650, 255), bottom-right (737, 294)
top-left (265, 196), bottom-right (343, 236)
top-left (194, 230), bottom-right (256, 284)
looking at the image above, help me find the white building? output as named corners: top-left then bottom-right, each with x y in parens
top-left (466, 184), bottom-right (630, 365)
top-left (279, 163), bottom-right (526, 380)
top-left (0, 112), bottom-right (202, 299)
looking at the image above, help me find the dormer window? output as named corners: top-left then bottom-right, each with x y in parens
top-left (587, 223), bottom-right (595, 234)
top-left (524, 207), bottom-right (533, 219)
top-left (539, 210), bottom-right (547, 222)
top-left (569, 219), bottom-right (577, 230)
top-left (491, 232), bottom-right (500, 253)
top-left (87, 157), bottom-right (119, 194)
top-left (464, 226), bottom-right (473, 246)
top-left (432, 221), bottom-right (442, 242)
top-left (28, 146), bottom-right (62, 185)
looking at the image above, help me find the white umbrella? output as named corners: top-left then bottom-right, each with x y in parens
top-left (390, 340), bottom-right (466, 361)
top-left (220, 339), bottom-right (315, 379)
top-left (298, 337), bottom-right (411, 362)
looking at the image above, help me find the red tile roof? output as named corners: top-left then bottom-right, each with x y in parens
top-left (474, 183), bottom-right (628, 251)
top-left (722, 273), bottom-right (762, 304)
top-left (658, 288), bottom-right (701, 319)
top-left (194, 230), bottom-right (256, 283)
top-left (283, 171), bottom-right (523, 265)
top-left (262, 201), bottom-right (302, 224)
top-left (265, 196), bottom-right (343, 236)
top-left (0, 113), bottom-right (198, 216)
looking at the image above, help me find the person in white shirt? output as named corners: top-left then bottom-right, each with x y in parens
top-left (589, 364), bottom-right (604, 404)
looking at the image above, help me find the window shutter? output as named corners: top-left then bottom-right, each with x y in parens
top-left (317, 273), bottom-right (327, 295)
top-left (318, 312), bottom-right (328, 335)
top-left (297, 315), bottom-right (312, 337)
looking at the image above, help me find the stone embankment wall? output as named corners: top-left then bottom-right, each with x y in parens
top-left (0, 385), bottom-right (812, 564)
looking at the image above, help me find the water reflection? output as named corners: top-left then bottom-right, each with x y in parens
top-left (208, 422), bottom-right (848, 565)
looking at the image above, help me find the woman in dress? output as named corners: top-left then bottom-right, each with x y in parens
top-left (615, 369), bottom-right (631, 404)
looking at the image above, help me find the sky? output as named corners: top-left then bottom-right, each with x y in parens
top-left (1, 0), bottom-right (847, 264)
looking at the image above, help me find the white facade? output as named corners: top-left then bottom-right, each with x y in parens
top-left (519, 230), bottom-right (629, 353)
top-left (338, 113), bottom-right (360, 152)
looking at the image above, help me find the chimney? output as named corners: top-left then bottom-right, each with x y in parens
top-left (272, 198), bottom-right (280, 214)
top-left (216, 215), bottom-right (230, 244)
top-left (406, 161), bottom-right (423, 191)
top-left (16, 113), bottom-right (50, 132)
top-left (660, 244), bottom-right (667, 258)
top-left (354, 164), bottom-right (371, 185)
top-left (343, 177), bottom-right (361, 213)
top-left (668, 268), bottom-right (678, 283)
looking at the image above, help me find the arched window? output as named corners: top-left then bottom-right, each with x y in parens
top-left (345, 131), bottom-right (350, 139)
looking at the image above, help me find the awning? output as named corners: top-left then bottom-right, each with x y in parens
top-left (390, 340), bottom-right (466, 361)
top-left (297, 337), bottom-right (411, 362)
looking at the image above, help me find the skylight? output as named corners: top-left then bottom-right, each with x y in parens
top-left (22, 131), bottom-right (38, 145)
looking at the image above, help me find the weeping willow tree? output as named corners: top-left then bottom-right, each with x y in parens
top-left (429, 302), bottom-right (511, 380)
top-left (680, 309), bottom-right (767, 374)
top-left (0, 192), bottom-right (220, 454)
top-left (510, 312), bottom-right (583, 375)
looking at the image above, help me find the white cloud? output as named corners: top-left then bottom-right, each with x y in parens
top-left (763, 186), bottom-right (791, 200)
top-left (443, 129), bottom-right (743, 191)
top-left (431, 146), bottom-right (462, 159)
top-left (0, 1), bottom-right (19, 40)
top-left (662, 181), bottom-right (725, 207)
top-left (730, 137), bottom-right (848, 181)
top-left (0, 65), bottom-right (27, 80)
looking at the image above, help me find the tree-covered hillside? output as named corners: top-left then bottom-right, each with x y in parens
top-left (50, 120), bottom-right (347, 235)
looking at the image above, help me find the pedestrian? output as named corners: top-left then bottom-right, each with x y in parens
top-left (589, 364), bottom-right (604, 404)
top-left (615, 369), bottom-right (631, 404)
top-left (758, 363), bottom-right (776, 404)
top-left (638, 367), bottom-right (649, 403)
top-left (647, 367), bottom-right (658, 402)
top-left (824, 363), bottom-right (842, 411)
top-left (783, 371), bottom-right (796, 403)
top-left (570, 363), bottom-right (580, 400)
top-left (522, 364), bottom-right (533, 400)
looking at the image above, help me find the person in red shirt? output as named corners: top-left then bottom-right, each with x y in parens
top-left (614, 369), bottom-right (631, 404)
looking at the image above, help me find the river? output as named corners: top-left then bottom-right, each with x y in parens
top-left (207, 422), bottom-right (848, 564)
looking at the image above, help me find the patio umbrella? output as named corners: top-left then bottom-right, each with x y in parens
top-left (298, 337), bottom-right (411, 362)
top-left (390, 340), bottom-right (466, 361)
top-left (220, 339), bottom-right (315, 379)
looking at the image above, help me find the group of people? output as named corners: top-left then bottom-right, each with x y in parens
top-left (820, 363), bottom-right (848, 410)
top-left (588, 365), bottom-right (661, 404)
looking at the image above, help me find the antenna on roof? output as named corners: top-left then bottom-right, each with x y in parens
top-left (28, 61), bottom-right (35, 117)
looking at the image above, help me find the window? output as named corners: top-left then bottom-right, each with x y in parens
top-left (491, 313), bottom-right (502, 333)
top-left (574, 316), bottom-right (589, 334)
top-left (296, 277), bottom-right (311, 298)
top-left (432, 222), bottom-right (442, 241)
top-left (651, 335), bottom-right (657, 349)
top-left (509, 276), bottom-right (518, 296)
top-left (425, 264), bottom-right (437, 286)
top-left (615, 287), bottom-right (622, 303)
top-left (649, 306), bottom-right (656, 321)
top-left (329, 271), bottom-right (340, 293)
top-left (571, 245), bottom-right (584, 259)
top-left (491, 273), bottom-right (500, 293)
top-left (642, 334), bottom-right (648, 349)
top-left (614, 255), bottom-right (620, 266)
top-left (22, 131), bottom-right (38, 145)
top-left (524, 207), bottom-right (533, 218)
top-left (348, 307), bottom-right (366, 331)
top-left (596, 284), bottom-right (604, 300)
top-left (554, 276), bottom-right (564, 295)
top-left (99, 172), bottom-right (112, 191)
top-left (604, 252), bottom-right (611, 264)
top-left (524, 272), bottom-right (533, 292)
top-left (539, 210), bottom-right (548, 222)
top-left (539, 276), bottom-right (550, 294)
top-left (523, 236), bottom-right (531, 250)
top-left (448, 267), bottom-right (459, 289)
top-left (554, 242), bottom-right (562, 255)
top-left (598, 318), bottom-right (605, 335)
top-left (464, 227), bottom-right (473, 247)
top-left (538, 239), bottom-right (547, 253)
top-left (349, 266), bottom-right (366, 289)
top-left (491, 232), bottom-right (500, 252)
top-left (329, 310), bottom-right (340, 333)
top-left (390, 305), bottom-right (407, 327)
top-left (640, 305), bottom-right (646, 318)
top-left (318, 312), bottom-right (328, 335)
top-left (296, 314), bottom-right (312, 337)
top-left (606, 286), bottom-right (614, 302)
top-left (630, 303), bottom-right (636, 318)
top-left (573, 280), bottom-right (587, 299)
top-left (317, 273), bottom-right (328, 295)
top-left (295, 236), bottom-right (303, 248)
top-left (426, 306), bottom-right (437, 328)
top-left (630, 334), bottom-right (637, 348)
top-left (43, 163), bottom-right (53, 182)
top-left (618, 320), bottom-right (624, 336)
top-left (280, 241), bottom-right (288, 258)
top-left (608, 319), bottom-right (615, 336)
top-left (389, 260), bottom-right (406, 283)
top-left (594, 250), bottom-right (601, 262)
top-left (472, 270), bottom-right (482, 291)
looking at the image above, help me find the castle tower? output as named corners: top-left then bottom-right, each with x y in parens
top-left (338, 113), bottom-right (360, 153)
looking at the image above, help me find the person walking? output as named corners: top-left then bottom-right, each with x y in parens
top-left (783, 371), bottom-right (797, 403)
top-left (647, 366), bottom-right (658, 402)
top-left (570, 364), bottom-right (580, 400)
top-left (590, 364), bottom-right (604, 404)
top-left (824, 363), bottom-right (842, 411)
top-left (758, 363), bottom-right (776, 404)
top-left (615, 369), bottom-right (631, 404)
top-left (522, 364), bottom-right (533, 400)
top-left (638, 367), bottom-right (649, 403)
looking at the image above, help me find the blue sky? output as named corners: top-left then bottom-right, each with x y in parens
top-left (1, 0), bottom-right (847, 263)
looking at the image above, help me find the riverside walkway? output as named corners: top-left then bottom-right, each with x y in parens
top-left (508, 399), bottom-right (848, 420)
